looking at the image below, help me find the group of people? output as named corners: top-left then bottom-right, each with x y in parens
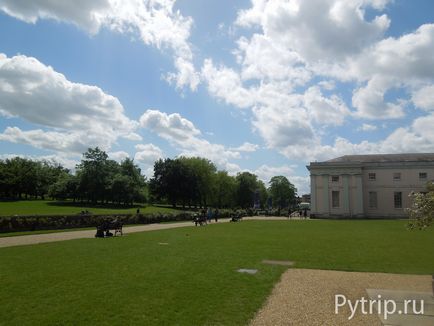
top-left (194, 207), bottom-right (219, 226)
top-left (288, 207), bottom-right (309, 219)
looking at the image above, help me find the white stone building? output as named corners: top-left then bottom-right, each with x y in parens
top-left (307, 153), bottom-right (434, 218)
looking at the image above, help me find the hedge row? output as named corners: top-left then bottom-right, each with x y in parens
top-left (0, 208), bottom-right (289, 233)
top-left (0, 213), bottom-right (194, 233)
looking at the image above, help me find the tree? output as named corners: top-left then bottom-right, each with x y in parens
top-left (179, 157), bottom-right (216, 207)
top-left (76, 147), bottom-right (111, 203)
top-left (236, 172), bottom-right (259, 208)
top-left (407, 181), bottom-right (434, 229)
top-left (212, 171), bottom-right (237, 208)
top-left (268, 176), bottom-right (297, 210)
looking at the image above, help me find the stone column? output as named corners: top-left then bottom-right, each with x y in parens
top-left (355, 174), bottom-right (364, 216)
top-left (310, 174), bottom-right (316, 213)
top-left (323, 174), bottom-right (329, 215)
top-left (343, 175), bottom-right (349, 214)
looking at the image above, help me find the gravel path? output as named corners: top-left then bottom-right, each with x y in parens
top-left (250, 268), bottom-right (432, 326)
top-left (0, 216), bottom-right (291, 248)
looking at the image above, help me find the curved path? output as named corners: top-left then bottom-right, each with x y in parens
top-left (0, 216), bottom-right (291, 248)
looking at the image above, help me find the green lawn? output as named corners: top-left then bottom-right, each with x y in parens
top-left (0, 220), bottom-right (433, 325)
top-left (0, 200), bottom-right (182, 216)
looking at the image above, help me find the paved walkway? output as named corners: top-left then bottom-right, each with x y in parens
top-left (0, 216), bottom-right (292, 248)
top-left (250, 269), bottom-right (433, 326)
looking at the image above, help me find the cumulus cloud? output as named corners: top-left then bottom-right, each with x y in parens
top-left (412, 85), bottom-right (434, 111)
top-left (200, 1), bottom-right (434, 164)
top-left (0, 0), bottom-right (199, 90)
top-left (0, 153), bottom-right (79, 170)
top-left (140, 109), bottom-right (201, 141)
top-left (109, 151), bottom-right (130, 162)
top-left (201, 59), bottom-right (255, 109)
top-left (134, 143), bottom-right (164, 166)
top-left (0, 54), bottom-right (138, 154)
top-left (236, 0), bottom-right (390, 61)
top-left (139, 109), bottom-right (243, 171)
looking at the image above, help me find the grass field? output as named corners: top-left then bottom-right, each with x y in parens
top-left (0, 200), bottom-right (182, 216)
top-left (0, 220), bottom-right (433, 325)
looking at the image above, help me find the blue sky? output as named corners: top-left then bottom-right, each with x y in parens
top-left (0, 0), bottom-right (434, 194)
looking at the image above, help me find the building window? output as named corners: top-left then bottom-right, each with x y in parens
top-left (394, 192), bottom-right (402, 208)
top-left (368, 173), bottom-right (376, 180)
top-left (393, 172), bottom-right (401, 181)
top-left (369, 192), bottom-right (377, 209)
top-left (419, 172), bottom-right (427, 180)
top-left (332, 191), bottom-right (340, 208)
top-left (331, 175), bottom-right (339, 182)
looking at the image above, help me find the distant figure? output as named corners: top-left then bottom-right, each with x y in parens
top-left (288, 208), bottom-right (292, 219)
top-left (214, 208), bottom-right (219, 222)
top-left (303, 208), bottom-right (307, 219)
top-left (136, 208), bottom-right (140, 215)
top-left (207, 207), bottom-right (213, 223)
top-left (299, 210), bottom-right (302, 217)
top-left (201, 208), bottom-right (207, 225)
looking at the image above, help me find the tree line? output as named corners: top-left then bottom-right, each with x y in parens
top-left (0, 147), bottom-right (298, 209)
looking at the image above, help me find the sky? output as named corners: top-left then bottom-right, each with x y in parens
top-left (0, 0), bottom-right (434, 195)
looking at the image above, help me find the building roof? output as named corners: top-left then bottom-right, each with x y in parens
top-left (324, 153), bottom-right (434, 163)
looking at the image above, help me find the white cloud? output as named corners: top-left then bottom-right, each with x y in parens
top-left (358, 123), bottom-right (378, 132)
top-left (352, 76), bottom-right (405, 119)
top-left (201, 59), bottom-right (255, 109)
top-left (0, 0), bottom-right (110, 33)
top-left (109, 151), bottom-right (130, 162)
top-left (0, 54), bottom-right (138, 154)
top-left (134, 143), bottom-right (164, 165)
top-left (254, 164), bottom-right (295, 183)
top-left (0, 0), bottom-right (199, 90)
top-left (0, 127), bottom-right (111, 154)
top-left (236, 0), bottom-right (390, 61)
top-left (140, 109), bottom-right (201, 141)
top-left (139, 109), bottom-right (242, 172)
top-left (230, 142), bottom-right (259, 152)
top-left (0, 153), bottom-right (79, 171)
top-left (412, 85), bottom-right (434, 111)
top-left (303, 86), bottom-right (349, 125)
top-left (252, 164), bottom-right (309, 195)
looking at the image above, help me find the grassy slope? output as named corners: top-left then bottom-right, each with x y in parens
top-left (0, 200), bottom-right (181, 216)
top-left (0, 220), bottom-right (433, 325)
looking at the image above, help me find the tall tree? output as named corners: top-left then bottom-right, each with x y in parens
top-left (268, 176), bottom-right (297, 210)
top-left (76, 147), bottom-right (111, 203)
top-left (236, 172), bottom-right (259, 208)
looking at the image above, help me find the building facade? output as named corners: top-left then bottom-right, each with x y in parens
top-left (307, 153), bottom-right (434, 218)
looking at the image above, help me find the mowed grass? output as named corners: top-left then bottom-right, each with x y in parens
top-left (0, 220), bottom-right (433, 325)
top-left (0, 200), bottom-right (181, 216)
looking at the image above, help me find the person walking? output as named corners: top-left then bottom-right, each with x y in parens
top-left (214, 208), bottom-right (219, 222)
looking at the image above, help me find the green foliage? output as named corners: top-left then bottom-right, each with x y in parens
top-left (268, 176), bottom-right (297, 209)
top-left (236, 172), bottom-right (261, 208)
top-left (407, 181), bottom-right (434, 230)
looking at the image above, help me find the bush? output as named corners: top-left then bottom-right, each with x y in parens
top-left (0, 212), bottom-right (195, 233)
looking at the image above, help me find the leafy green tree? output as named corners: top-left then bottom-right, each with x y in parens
top-left (257, 180), bottom-right (269, 208)
top-left (76, 147), bottom-right (111, 203)
top-left (236, 172), bottom-right (259, 208)
top-left (268, 176), bottom-right (297, 210)
top-left (212, 171), bottom-right (237, 208)
top-left (407, 181), bottom-right (434, 229)
top-left (179, 157), bottom-right (216, 207)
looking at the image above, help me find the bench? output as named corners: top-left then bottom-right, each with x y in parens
top-left (95, 221), bottom-right (123, 237)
